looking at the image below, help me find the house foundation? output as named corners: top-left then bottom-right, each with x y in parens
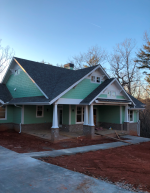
top-left (51, 128), bottom-right (59, 143)
top-left (83, 125), bottom-right (95, 139)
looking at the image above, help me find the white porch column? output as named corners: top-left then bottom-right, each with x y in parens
top-left (84, 105), bottom-right (88, 125)
top-left (120, 106), bottom-right (122, 124)
top-left (125, 105), bottom-right (128, 122)
top-left (89, 105), bottom-right (94, 126)
top-left (52, 103), bottom-right (58, 128)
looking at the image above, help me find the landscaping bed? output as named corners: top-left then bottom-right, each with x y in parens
top-left (0, 130), bottom-right (118, 153)
top-left (39, 142), bottom-right (150, 192)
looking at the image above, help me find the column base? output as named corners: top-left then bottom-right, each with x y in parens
top-left (83, 125), bottom-right (95, 139)
top-left (123, 122), bottom-right (129, 132)
top-left (51, 128), bottom-right (59, 143)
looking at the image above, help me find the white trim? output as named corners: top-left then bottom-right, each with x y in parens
top-left (36, 105), bottom-right (44, 118)
top-left (114, 78), bottom-right (135, 106)
top-left (14, 58), bottom-right (49, 99)
top-left (120, 106), bottom-right (122, 124)
top-left (95, 100), bottom-right (131, 105)
top-left (89, 105), bottom-right (94, 126)
top-left (49, 65), bottom-right (109, 104)
top-left (83, 105), bottom-right (88, 125)
top-left (51, 103), bottom-right (58, 128)
top-left (56, 98), bottom-right (82, 105)
top-left (0, 100), bottom-right (4, 105)
top-left (128, 110), bottom-right (134, 122)
top-left (0, 106), bottom-right (7, 120)
top-left (76, 105), bottom-right (84, 124)
top-left (89, 79), bottom-right (116, 105)
top-left (2, 58), bottom-right (14, 83)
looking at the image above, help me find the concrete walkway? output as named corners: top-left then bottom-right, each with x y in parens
top-left (23, 135), bottom-right (150, 158)
top-left (0, 146), bottom-right (136, 193)
top-left (0, 135), bottom-right (149, 193)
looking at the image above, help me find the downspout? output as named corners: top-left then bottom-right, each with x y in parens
top-left (14, 105), bottom-right (22, 134)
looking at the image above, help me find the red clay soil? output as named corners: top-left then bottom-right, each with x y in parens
top-left (0, 130), bottom-right (117, 153)
top-left (40, 142), bottom-right (150, 192)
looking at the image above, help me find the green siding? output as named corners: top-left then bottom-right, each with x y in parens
top-left (6, 71), bottom-right (43, 98)
top-left (24, 105), bottom-right (53, 124)
top-left (134, 111), bottom-right (137, 122)
top-left (122, 106), bottom-right (125, 123)
top-left (116, 95), bottom-right (125, 99)
top-left (99, 94), bottom-right (107, 98)
top-left (63, 105), bottom-right (69, 124)
top-left (97, 105), bottom-right (120, 124)
top-left (13, 106), bottom-right (22, 124)
top-left (0, 105), bottom-right (14, 123)
top-left (71, 105), bottom-right (76, 124)
top-left (61, 79), bottom-right (99, 99)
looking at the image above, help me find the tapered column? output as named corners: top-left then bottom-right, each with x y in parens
top-left (51, 104), bottom-right (59, 143)
top-left (52, 103), bottom-right (58, 128)
top-left (83, 105), bottom-right (88, 125)
top-left (123, 105), bottom-right (129, 132)
top-left (89, 104), bottom-right (94, 126)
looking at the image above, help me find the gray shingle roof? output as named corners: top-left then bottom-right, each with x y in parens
top-left (80, 78), bottom-right (114, 104)
top-left (8, 96), bottom-right (49, 104)
top-left (0, 84), bottom-right (12, 103)
top-left (128, 94), bottom-right (145, 109)
top-left (14, 57), bottom-right (98, 102)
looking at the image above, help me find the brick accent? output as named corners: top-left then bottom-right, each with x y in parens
top-left (0, 123), bottom-right (14, 131)
top-left (97, 122), bottom-right (123, 130)
top-left (61, 124), bottom-right (83, 133)
top-left (51, 128), bottom-right (59, 143)
top-left (83, 125), bottom-right (95, 139)
top-left (14, 123), bottom-right (52, 132)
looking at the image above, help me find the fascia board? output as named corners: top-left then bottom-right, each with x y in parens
top-left (14, 58), bottom-right (49, 99)
top-left (8, 102), bottom-right (50, 105)
top-left (49, 65), bottom-right (102, 104)
top-left (114, 78), bottom-right (135, 106)
top-left (89, 78), bottom-right (115, 105)
top-left (1, 58), bottom-right (14, 83)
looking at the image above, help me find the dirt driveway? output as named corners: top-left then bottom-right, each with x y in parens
top-left (39, 141), bottom-right (150, 192)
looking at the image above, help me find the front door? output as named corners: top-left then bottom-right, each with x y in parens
top-left (58, 109), bottom-right (63, 127)
top-left (93, 108), bottom-right (97, 126)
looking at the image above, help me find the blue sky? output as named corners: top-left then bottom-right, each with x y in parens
top-left (0, 0), bottom-right (150, 69)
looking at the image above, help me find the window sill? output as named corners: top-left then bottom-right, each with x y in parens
top-left (76, 122), bottom-right (84, 124)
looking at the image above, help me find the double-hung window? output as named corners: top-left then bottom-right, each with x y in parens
top-left (76, 106), bottom-right (84, 123)
top-left (91, 76), bottom-right (101, 83)
top-left (36, 106), bottom-right (44, 117)
top-left (0, 106), bottom-right (6, 120)
top-left (128, 110), bottom-right (133, 122)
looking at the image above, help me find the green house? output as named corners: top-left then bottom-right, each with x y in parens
top-left (0, 57), bottom-right (145, 142)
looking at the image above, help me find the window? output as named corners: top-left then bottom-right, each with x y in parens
top-left (36, 106), bottom-right (44, 117)
top-left (91, 76), bottom-right (95, 82)
top-left (0, 106), bottom-right (6, 120)
top-left (76, 106), bottom-right (84, 123)
top-left (128, 110), bottom-right (133, 122)
top-left (107, 91), bottom-right (116, 97)
top-left (97, 77), bottom-right (100, 83)
top-left (111, 91), bottom-right (116, 97)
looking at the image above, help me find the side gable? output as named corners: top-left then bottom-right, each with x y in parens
top-left (6, 63), bottom-right (44, 98)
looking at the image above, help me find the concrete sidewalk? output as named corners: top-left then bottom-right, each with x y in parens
top-left (23, 135), bottom-right (150, 158)
top-left (0, 135), bottom-right (149, 193)
top-left (0, 146), bottom-right (137, 193)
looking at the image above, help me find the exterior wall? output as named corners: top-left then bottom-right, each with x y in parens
top-left (97, 122), bottom-right (123, 130)
top-left (97, 105), bottom-right (120, 124)
top-left (13, 106), bottom-right (21, 124)
top-left (63, 105), bottom-right (69, 124)
top-left (61, 78), bottom-right (99, 99)
top-left (71, 105), bottom-right (76, 124)
top-left (14, 123), bottom-right (52, 132)
top-left (24, 105), bottom-right (53, 124)
top-left (6, 70), bottom-right (43, 98)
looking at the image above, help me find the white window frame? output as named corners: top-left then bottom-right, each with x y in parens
top-left (76, 106), bottom-right (84, 124)
top-left (107, 90), bottom-right (116, 98)
top-left (36, 105), bottom-right (44, 118)
top-left (0, 106), bottom-right (7, 120)
top-left (128, 110), bottom-right (134, 122)
top-left (91, 76), bottom-right (101, 84)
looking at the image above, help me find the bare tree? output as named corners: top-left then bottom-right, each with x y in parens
top-left (109, 39), bottom-right (141, 95)
top-left (69, 46), bottom-right (107, 69)
top-left (0, 40), bottom-right (14, 73)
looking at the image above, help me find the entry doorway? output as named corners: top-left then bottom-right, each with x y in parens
top-left (58, 107), bottom-right (63, 127)
top-left (93, 108), bottom-right (97, 126)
